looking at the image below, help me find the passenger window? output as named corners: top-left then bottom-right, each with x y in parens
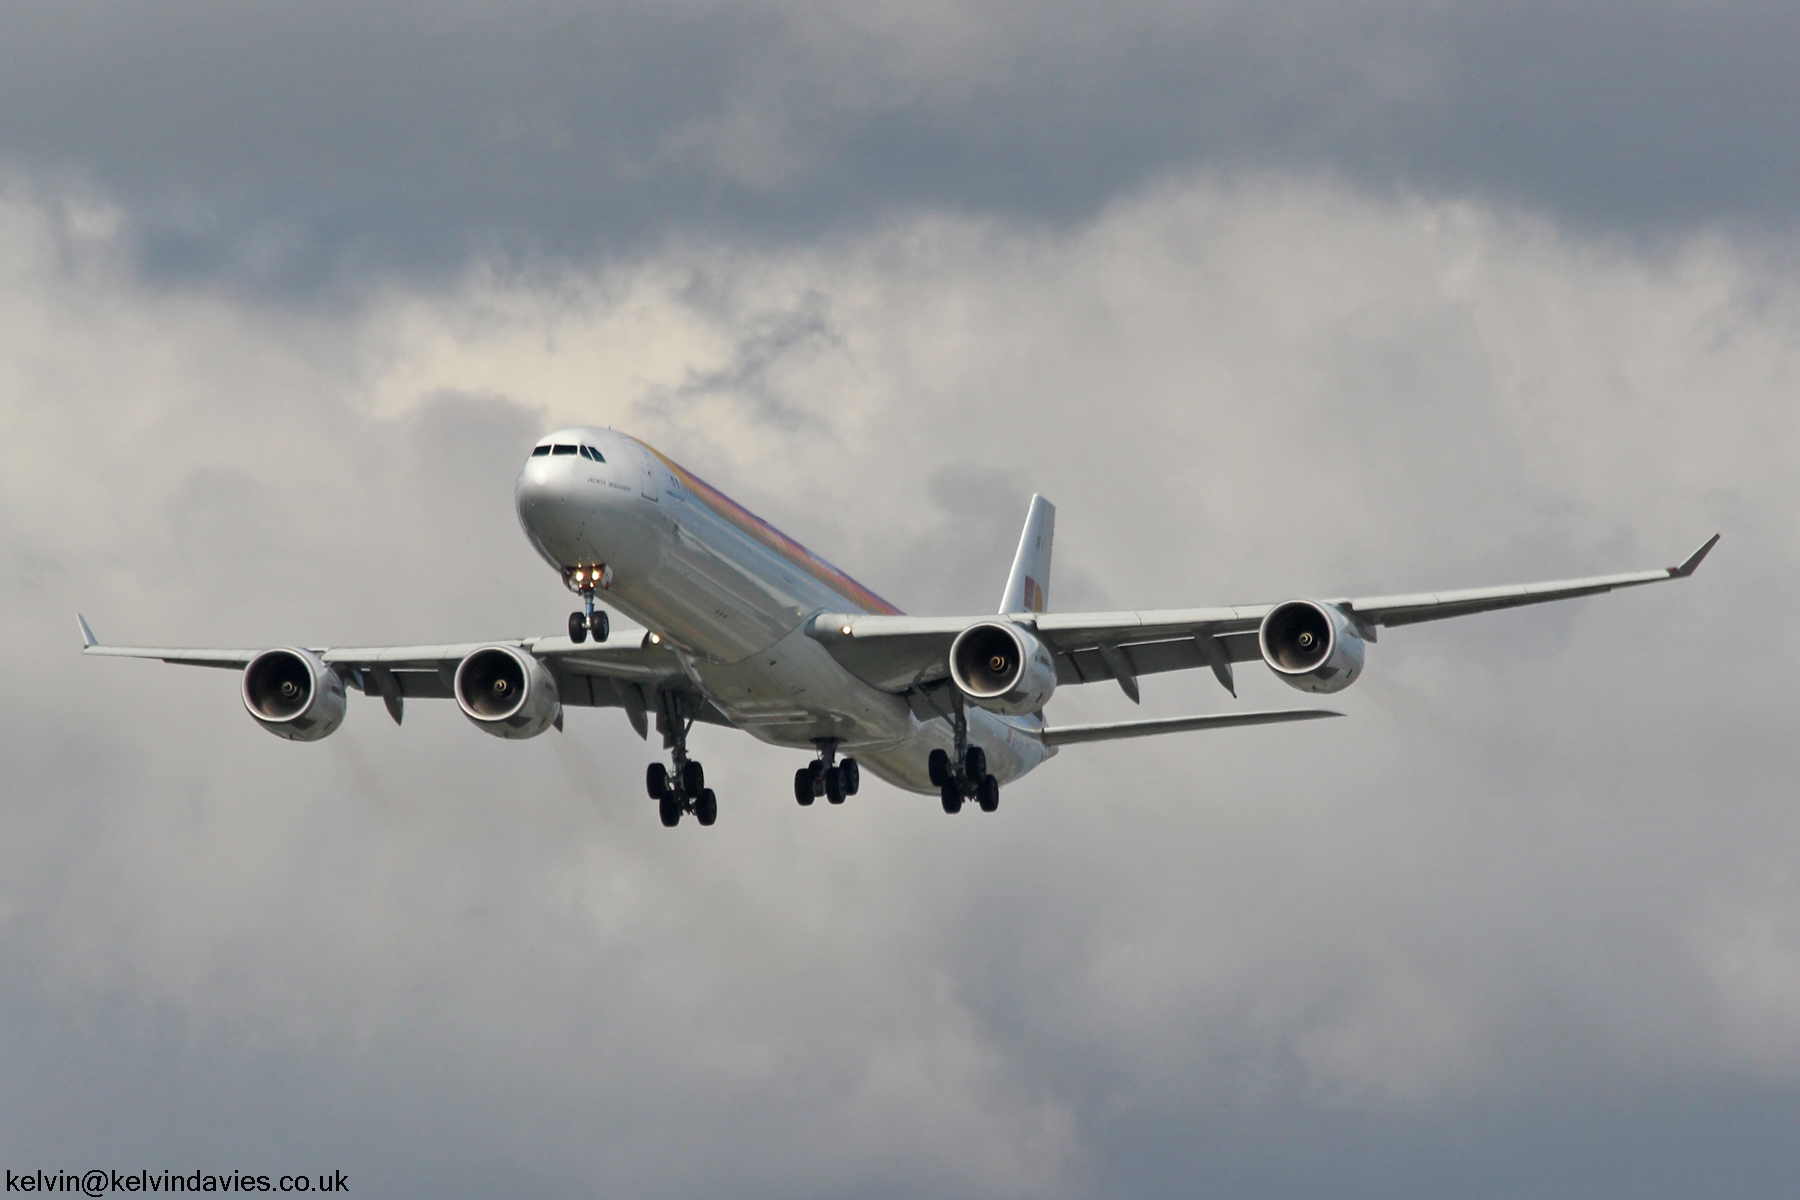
top-left (551, 444), bottom-right (577, 455)
top-left (531, 445), bottom-right (552, 457)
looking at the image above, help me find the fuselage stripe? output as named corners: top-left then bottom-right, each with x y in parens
top-left (638, 442), bottom-right (904, 616)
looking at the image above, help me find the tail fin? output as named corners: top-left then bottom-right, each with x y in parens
top-left (999, 495), bottom-right (1055, 614)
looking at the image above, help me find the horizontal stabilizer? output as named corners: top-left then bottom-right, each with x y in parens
top-left (1040, 708), bottom-right (1340, 747)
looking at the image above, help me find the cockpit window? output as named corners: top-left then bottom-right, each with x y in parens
top-left (551, 444), bottom-right (577, 455)
top-left (530, 445), bottom-right (552, 457)
top-left (581, 445), bottom-right (605, 462)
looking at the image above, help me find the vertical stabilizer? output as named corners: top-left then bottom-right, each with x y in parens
top-left (999, 495), bottom-right (1055, 614)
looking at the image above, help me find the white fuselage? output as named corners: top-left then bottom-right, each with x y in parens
top-left (514, 428), bottom-right (1052, 794)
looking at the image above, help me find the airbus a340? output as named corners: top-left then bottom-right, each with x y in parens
top-left (82, 428), bottom-right (1717, 827)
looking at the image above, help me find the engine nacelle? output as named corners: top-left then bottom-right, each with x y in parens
top-left (949, 621), bottom-right (1057, 716)
top-left (242, 648), bottom-right (347, 741)
top-left (1258, 600), bottom-right (1366, 694)
top-left (455, 645), bottom-right (561, 739)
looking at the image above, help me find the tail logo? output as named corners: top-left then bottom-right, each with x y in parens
top-left (1023, 577), bottom-right (1045, 613)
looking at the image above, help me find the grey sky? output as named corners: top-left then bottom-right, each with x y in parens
top-left (1, 6), bottom-right (1797, 1199)
top-left (4, 1), bottom-right (1800, 290)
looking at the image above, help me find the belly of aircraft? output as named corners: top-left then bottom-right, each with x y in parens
top-left (687, 625), bottom-right (916, 750)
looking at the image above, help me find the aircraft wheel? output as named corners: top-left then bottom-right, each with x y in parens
top-left (646, 762), bottom-right (669, 799)
top-left (963, 746), bottom-right (987, 783)
top-left (825, 766), bottom-right (845, 805)
top-left (840, 757), bottom-right (860, 796)
top-left (927, 749), bottom-right (951, 788)
top-left (659, 794), bottom-right (682, 827)
top-left (977, 774), bottom-right (999, 813)
top-left (681, 760), bottom-right (705, 797)
top-left (794, 767), bottom-right (816, 806)
top-left (568, 612), bottom-right (588, 643)
top-left (695, 788), bottom-right (718, 826)
top-left (590, 610), bottom-right (610, 642)
top-left (940, 784), bottom-right (963, 814)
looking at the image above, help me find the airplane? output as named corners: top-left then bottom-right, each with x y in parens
top-left (80, 426), bottom-right (1719, 828)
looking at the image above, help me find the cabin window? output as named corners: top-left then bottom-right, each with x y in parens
top-left (531, 445), bottom-right (552, 457)
top-left (551, 444), bottom-right (577, 455)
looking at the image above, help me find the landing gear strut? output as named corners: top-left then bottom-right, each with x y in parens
top-left (794, 739), bottom-right (859, 808)
top-left (646, 689), bottom-right (715, 827)
top-left (564, 564), bottom-right (612, 645)
top-left (926, 693), bottom-right (1000, 815)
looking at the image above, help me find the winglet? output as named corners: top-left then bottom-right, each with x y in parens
top-left (1670, 533), bottom-right (1721, 578)
top-left (76, 613), bottom-right (98, 649)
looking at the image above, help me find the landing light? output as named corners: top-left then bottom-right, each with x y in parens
top-left (841, 624), bottom-right (852, 635)
top-left (649, 633), bottom-right (662, 644)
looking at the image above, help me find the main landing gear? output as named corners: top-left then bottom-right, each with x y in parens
top-left (794, 739), bottom-right (860, 807)
top-left (647, 759), bottom-right (715, 827)
top-left (646, 691), bottom-right (715, 827)
top-left (565, 564), bottom-right (611, 645)
top-left (928, 696), bottom-right (1000, 814)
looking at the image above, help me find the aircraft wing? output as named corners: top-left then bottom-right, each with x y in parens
top-left (77, 617), bottom-right (709, 738)
top-left (806, 535), bottom-right (1719, 697)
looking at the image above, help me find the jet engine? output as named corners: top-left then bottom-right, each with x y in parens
top-left (949, 621), bottom-right (1057, 715)
top-left (454, 645), bottom-right (561, 739)
top-left (242, 648), bottom-right (347, 741)
top-left (1258, 600), bottom-right (1365, 694)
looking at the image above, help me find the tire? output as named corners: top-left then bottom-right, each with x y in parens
top-left (927, 749), bottom-right (951, 788)
top-left (977, 774), bottom-right (999, 813)
top-left (940, 784), bottom-right (963, 814)
top-left (964, 746), bottom-right (987, 782)
top-left (568, 612), bottom-right (588, 643)
top-left (681, 760), bottom-right (705, 797)
top-left (695, 788), bottom-right (717, 826)
top-left (592, 610), bottom-right (610, 642)
top-left (659, 794), bottom-right (682, 827)
top-left (824, 766), bottom-right (845, 805)
top-left (794, 767), bottom-right (815, 806)
top-left (840, 757), bottom-right (860, 796)
top-left (646, 762), bottom-right (669, 799)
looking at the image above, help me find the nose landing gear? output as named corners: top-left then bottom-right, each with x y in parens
top-left (564, 564), bottom-right (612, 645)
top-left (794, 740), bottom-right (860, 808)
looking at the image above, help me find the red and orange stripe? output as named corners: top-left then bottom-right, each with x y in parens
top-left (638, 442), bottom-right (903, 616)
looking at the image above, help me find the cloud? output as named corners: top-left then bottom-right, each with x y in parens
top-left (2, 174), bottom-right (1798, 1196)
top-left (5, 1), bottom-right (1800, 294)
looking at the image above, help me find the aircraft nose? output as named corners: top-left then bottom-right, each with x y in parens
top-left (515, 453), bottom-right (590, 555)
top-left (517, 453), bottom-right (574, 502)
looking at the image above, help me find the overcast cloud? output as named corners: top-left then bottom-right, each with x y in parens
top-left (4, 1), bottom-right (1800, 290)
top-left (2, 5), bottom-right (1798, 1198)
